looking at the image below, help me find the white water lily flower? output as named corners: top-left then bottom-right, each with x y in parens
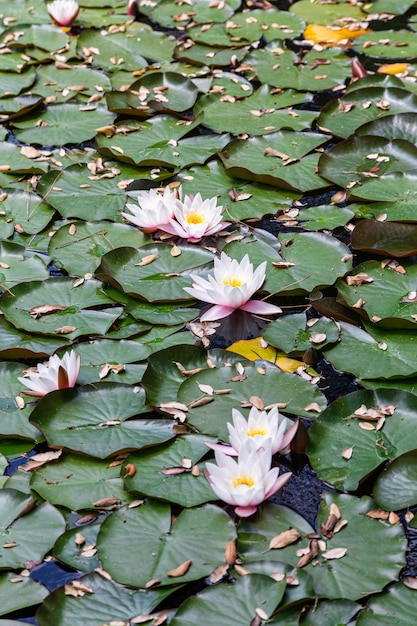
top-left (184, 252), bottom-right (282, 321)
top-left (18, 350), bottom-right (81, 397)
top-left (206, 407), bottom-right (298, 457)
top-left (47, 0), bottom-right (79, 26)
top-left (122, 186), bottom-right (180, 232)
top-left (162, 192), bottom-right (230, 242)
top-left (205, 439), bottom-right (292, 517)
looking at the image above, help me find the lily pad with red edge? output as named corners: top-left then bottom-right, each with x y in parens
top-left (351, 220), bottom-right (417, 257)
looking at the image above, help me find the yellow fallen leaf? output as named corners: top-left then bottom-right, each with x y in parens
top-left (378, 63), bottom-right (408, 75)
top-left (226, 338), bottom-right (302, 373)
top-left (304, 24), bottom-right (371, 46)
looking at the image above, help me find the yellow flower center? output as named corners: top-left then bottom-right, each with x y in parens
top-left (186, 212), bottom-right (205, 224)
top-left (247, 427), bottom-right (268, 437)
top-left (222, 276), bottom-right (244, 288)
top-left (232, 474), bottom-right (255, 489)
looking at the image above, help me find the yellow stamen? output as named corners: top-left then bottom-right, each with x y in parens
top-left (186, 212), bottom-right (205, 224)
top-left (222, 276), bottom-right (244, 288)
top-left (247, 427), bottom-right (268, 437)
top-left (232, 474), bottom-right (255, 488)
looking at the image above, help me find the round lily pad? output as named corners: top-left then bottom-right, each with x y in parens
top-left (123, 434), bottom-right (217, 507)
top-left (373, 450), bottom-right (417, 510)
top-left (0, 573), bottom-right (47, 617)
top-left (0, 488), bottom-right (65, 569)
top-left (356, 583), bottom-right (417, 625)
top-left (263, 313), bottom-right (340, 354)
top-left (96, 501), bottom-right (236, 588)
top-left (307, 388), bottom-right (417, 491)
top-left (29, 383), bottom-right (174, 458)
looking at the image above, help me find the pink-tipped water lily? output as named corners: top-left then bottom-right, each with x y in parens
top-left (47, 0), bottom-right (79, 26)
top-left (122, 186), bottom-right (180, 233)
top-left (184, 252), bottom-right (281, 322)
top-left (206, 407), bottom-right (298, 457)
top-left (205, 439), bottom-right (292, 517)
top-left (162, 192), bottom-right (230, 242)
top-left (18, 350), bottom-right (81, 397)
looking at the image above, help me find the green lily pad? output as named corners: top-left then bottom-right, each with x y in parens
top-left (96, 501), bottom-right (236, 588)
top-left (2, 23), bottom-right (69, 53)
top-left (373, 450), bottom-right (417, 510)
top-left (0, 242), bottom-right (49, 288)
top-left (170, 573), bottom-right (286, 626)
top-left (196, 85), bottom-right (316, 135)
top-left (178, 361), bottom-right (326, 440)
top-left (128, 71), bottom-right (198, 113)
top-left (299, 599), bottom-right (360, 626)
top-left (123, 434), bottom-right (216, 507)
top-left (348, 170), bottom-right (417, 203)
top-left (0, 67), bottom-right (36, 98)
top-left (308, 388), bottom-right (417, 491)
top-left (0, 318), bottom-right (66, 360)
top-left (53, 522), bottom-right (102, 573)
top-left (224, 232), bottom-right (352, 296)
top-left (11, 104), bottom-right (115, 146)
top-left (219, 131), bottom-right (329, 192)
top-left (29, 384), bottom-right (173, 458)
top-left (0, 573), bottom-right (47, 616)
top-left (353, 31), bottom-right (417, 61)
top-left (318, 87), bottom-right (417, 138)
top-left (1, 277), bottom-right (122, 340)
top-left (139, 0), bottom-right (240, 25)
top-left (174, 40), bottom-right (248, 67)
top-left (76, 29), bottom-right (147, 72)
top-left (297, 204), bottom-right (355, 231)
top-left (319, 136), bottom-right (417, 189)
top-left (96, 243), bottom-right (214, 302)
top-left (356, 112), bottom-right (417, 143)
top-left (239, 493), bottom-right (406, 600)
top-left (225, 9), bottom-right (305, 42)
top-left (70, 337), bottom-right (151, 384)
top-left (356, 583), bottom-right (417, 625)
top-left (0, 488), bottom-right (65, 568)
top-left (131, 28), bottom-right (177, 63)
top-left (48, 220), bottom-right (149, 275)
top-left (34, 65), bottom-right (111, 103)
top-left (30, 453), bottom-right (134, 510)
top-left (36, 571), bottom-right (173, 626)
top-left (0, 361), bottom-right (42, 441)
top-left (126, 301), bottom-right (196, 325)
top-left (175, 160), bottom-right (300, 221)
top-left (336, 260), bottom-right (417, 326)
top-left (0, 143), bottom-right (49, 174)
top-left (323, 321), bottom-right (417, 380)
top-left (263, 313), bottom-right (340, 355)
top-left (0, 188), bottom-right (55, 235)
top-left (246, 44), bottom-right (352, 92)
top-left (37, 165), bottom-right (129, 221)
top-left (290, 0), bottom-right (366, 24)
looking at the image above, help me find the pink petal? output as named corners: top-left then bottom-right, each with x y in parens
top-left (204, 441), bottom-right (238, 456)
top-left (265, 471), bottom-right (292, 499)
top-left (234, 505), bottom-right (258, 517)
top-left (277, 420), bottom-right (299, 453)
top-left (200, 304), bottom-right (236, 322)
top-left (240, 300), bottom-right (282, 315)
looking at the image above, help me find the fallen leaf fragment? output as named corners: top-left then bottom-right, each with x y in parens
top-left (30, 304), bottom-right (66, 318)
top-left (341, 446), bottom-right (354, 460)
top-left (93, 497), bottom-right (121, 508)
top-left (268, 528), bottom-right (301, 550)
top-left (224, 540), bottom-right (237, 565)
top-left (322, 547), bottom-right (347, 560)
top-left (167, 559), bottom-right (192, 577)
top-left (19, 450), bottom-right (62, 471)
top-left (208, 562), bottom-right (229, 584)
